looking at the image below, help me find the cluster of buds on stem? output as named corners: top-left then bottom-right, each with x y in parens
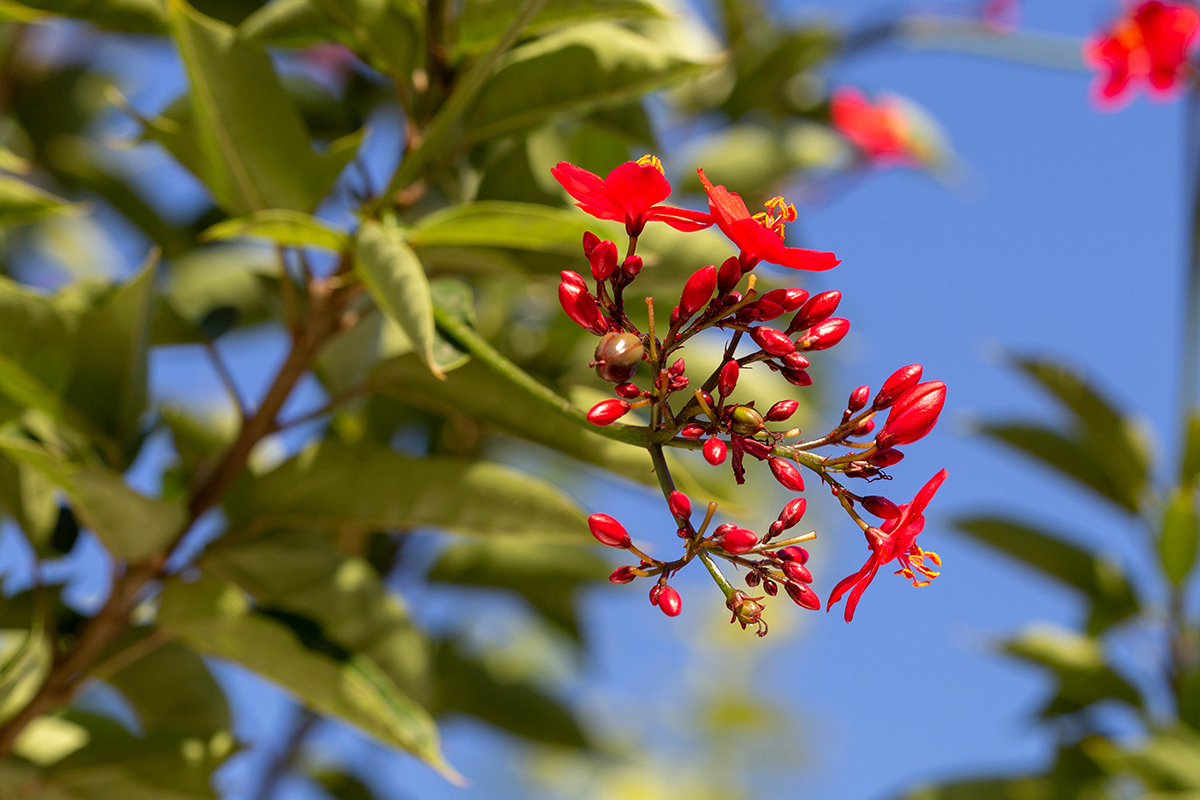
top-left (553, 157), bottom-right (949, 631)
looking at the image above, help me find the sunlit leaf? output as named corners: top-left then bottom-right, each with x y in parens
top-left (0, 174), bottom-right (75, 227)
top-left (1001, 624), bottom-right (1142, 716)
top-left (457, 0), bottom-right (663, 53)
top-left (1160, 487), bottom-right (1199, 587)
top-left (200, 209), bottom-right (349, 251)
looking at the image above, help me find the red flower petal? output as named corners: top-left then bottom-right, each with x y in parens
top-left (603, 161), bottom-right (671, 219)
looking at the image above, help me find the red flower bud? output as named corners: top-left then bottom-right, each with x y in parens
top-left (582, 231), bottom-right (601, 257)
top-left (785, 581), bottom-right (821, 610)
top-left (776, 498), bottom-right (807, 529)
top-left (869, 448), bottom-right (905, 467)
top-left (874, 364), bottom-right (923, 410)
top-left (782, 353), bottom-right (810, 370)
top-left (697, 390), bottom-right (714, 408)
top-left (750, 326), bottom-right (795, 357)
top-left (594, 332), bottom-right (644, 372)
top-left (862, 495), bottom-right (901, 519)
top-left (798, 317), bottom-right (849, 351)
top-left (658, 585), bottom-right (682, 616)
top-left (588, 513), bottom-right (631, 548)
top-left (767, 399), bottom-right (799, 422)
top-left (777, 545), bottom-right (809, 564)
top-left (789, 290), bottom-right (841, 332)
top-left (588, 398), bottom-right (630, 426)
top-left (589, 239), bottom-right (619, 280)
top-left (763, 578), bottom-right (778, 596)
top-left (670, 358), bottom-right (686, 377)
top-left (621, 254), bottom-right (643, 279)
top-left (762, 288), bottom-right (808, 313)
top-left (718, 361), bottom-right (740, 396)
top-left (852, 419), bottom-right (875, 437)
top-left (615, 382), bottom-right (642, 399)
top-left (713, 522), bottom-right (737, 537)
top-left (717, 256), bottom-right (741, 295)
top-left (746, 299), bottom-right (785, 322)
top-left (848, 385), bottom-right (870, 413)
top-left (680, 424), bottom-right (706, 439)
top-left (769, 457), bottom-right (805, 492)
top-left (680, 265), bottom-right (717, 318)
top-left (720, 527), bottom-right (758, 554)
top-left (782, 368), bottom-right (812, 387)
top-left (782, 560), bottom-right (813, 584)
top-left (704, 437), bottom-right (727, 465)
top-left (745, 570), bottom-right (761, 587)
top-left (668, 491), bottom-right (692, 521)
top-left (559, 276), bottom-right (607, 335)
top-left (609, 565), bottom-right (637, 584)
top-left (560, 270), bottom-right (587, 290)
top-left (876, 380), bottom-right (946, 449)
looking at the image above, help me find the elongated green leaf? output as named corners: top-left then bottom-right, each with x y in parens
top-left (979, 423), bottom-right (1141, 514)
top-left (105, 633), bottom-right (231, 736)
top-left (0, 436), bottom-right (186, 560)
top-left (157, 575), bottom-right (459, 782)
top-left (0, 175), bottom-right (74, 226)
top-left (355, 220), bottom-right (443, 379)
top-left (722, 26), bottom-right (837, 118)
top-left (0, 626), bottom-right (50, 725)
top-left (1183, 411), bottom-right (1200, 488)
top-left (1014, 357), bottom-right (1127, 441)
top-left (0, 451), bottom-right (60, 553)
top-left (1002, 625), bottom-right (1142, 716)
top-left (0, 0), bottom-right (165, 29)
top-left (457, 0), bottom-right (662, 53)
top-left (0, 277), bottom-right (73, 404)
top-left (1161, 488), bottom-right (1200, 586)
top-left (1085, 729), bottom-right (1200, 791)
top-left (954, 516), bottom-right (1138, 634)
top-left (406, 201), bottom-right (595, 254)
top-left (903, 777), bottom-right (1058, 800)
top-left (224, 439), bottom-right (588, 541)
top-left (200, 209), bottom-right (349, 251)
top-left (158, 245), bottom-right (282, 342)
top-left (159, 0), bottom-right (359, 214)
top-left (463, 22), bottom-right (706, 144)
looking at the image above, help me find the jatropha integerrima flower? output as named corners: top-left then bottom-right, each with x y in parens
top-left (552, 156), bottom-right (948, 634)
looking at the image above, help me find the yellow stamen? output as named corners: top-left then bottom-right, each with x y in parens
top-left (637, 154), bottom-right (664, 173)
top-left (752, 196), bottom-right (797, 239)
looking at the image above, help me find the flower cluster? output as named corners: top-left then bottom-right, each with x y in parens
top-left (1086, 1), bottom-right (1199, 106)
top-left (554, 157), bottom-right (948, 633)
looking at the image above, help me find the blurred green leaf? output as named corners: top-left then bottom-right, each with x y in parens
top-left (225, 438), bottom-right (589, 541)
top-left (157, 245), bottom-right (283, 343)
top-left (355, 220), bottom-right (443, 379)
top-left (311, 769), bottom-right (377, 800)
top-left (430, 639), bottom-right (588, 748)
top-left (406, 201), bottom-right (595, 255)
top-left (201, 210), bottom-right (349, 251)
top-left (427, 538), bottom-right (608, 638)
top-left (0, 277), bottom-right (73, 418)
top-left (156, 0), bottom-right (360, 214)
top-left (0, 174), bottom-right (75, 227)
top-left (0, 0), bottom-right (166, 29)
top-left (0, 436), bottom-right (186, 561)
top-left (954, 516), bottom-right (1138, 635)
top-left (1002, 625), bottom-right (1142, 716)
top-left (1085, 729), bottom-right (1200, 791)
top-left (1183, 410), bottom-right (1200, 488)
top-left (158, 574), bottom-right (460, 782)
top-left (0, 451), bottom-right (60, 553)
top-left (462, 22), bottom-right (706, 145)
top-left (457, 0), bottom-right (663, 53)
top-left (0, 625), bottom-right (50, 725)
top-left (104, 633), bottom-right (231, 736)
top-left (1160, 487), bottom-right (1199, 587)
top-left (721, 26), bottom-right (838, 119)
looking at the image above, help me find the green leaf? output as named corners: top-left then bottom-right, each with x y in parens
top-left (721, 26), bottom-right (838, 119)
top-left (406, 201), bottom-right (595, 255)
top-left (0, 451), bottom-right (60, 553)
top-left (0, 0), bottom-right (165, 30)
top-left (355, 220), bottom-right (443, 379)
top-left (462, 22), bottom-right (706, 145)
top-left (0, 626), bottom-right (51, 725)
top-left (224, 439), bottom-right (588, 542)
top-left (1161, 487), bottom-right (1199, 586)
top-left (200, 209), bottom-right (349, 251)
top-left (457, 0), bottom-right (663, 53)
top-left (157, 575), bottom-right (460, 782)
top-left (430, 640), bottom-right (588, 748)
top-left (0, 277), bottom-right (74, 411)
top-left (0, 436), bottom-right (187, 561)
top-left (1085, 729), bottom-right (1200, 791)
top-left (104, 633), bottom-right (232, 736)
top-left (158, 0), bottom-right (359, 214)
top-left (954, 516), bottom-right (1138, 635)
top-left (427, 538), bottom-right (608, 638)
top-left (1182, 410), bottom-right (1200, 488)
top-left (310, 769), bottom-right (377, 800)
top-left (1002, 624), bottom-right (1142, 716)
top-left (902, 777), bottom-right (1058, 800)
top-left (0, 174), bottom-right (75, 226)
top-left (59, 252), bottom-right (157, 452)
top-left (157, 245), bottom-right (282, 342)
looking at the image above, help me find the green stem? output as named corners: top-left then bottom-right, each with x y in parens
top-left (697, 550), bottom-right (736, 600)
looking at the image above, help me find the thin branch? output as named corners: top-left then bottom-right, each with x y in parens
top-left (204, 340), bottom-right (246, 419)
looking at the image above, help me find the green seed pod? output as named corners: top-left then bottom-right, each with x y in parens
top-left (729, 405), bottom-right (764, 436)
top-left (594, 332), bottom-right (645, 370)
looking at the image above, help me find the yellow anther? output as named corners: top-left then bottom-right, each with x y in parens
top-left (912, 580), bottom-right (932, 588)
top-left (637, 154), bottom-right (664, 173)
top-left (752, 196), bottom-right (798, 238)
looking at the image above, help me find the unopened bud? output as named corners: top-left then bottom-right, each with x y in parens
top-left (621, 254), bottom-right (643, 279)
top-left (746, 571), bottom-right (761, 587)
top-left (751, 326), bottom-right (795, 357)
top-left (763, 578), bottom-right (778, 596)
top-left (588, 513), bottom-right (631, 548)
top-left (668, 491), bottom-right (692, 521)
top-left (718, 361), bottom-right (739, 396)
top-left (670, 358), bottom-right (686, 377)
top-left (767, 399), bottom-right (799, 422)
top-left (649, 584), bottom-right (662, 605)
top-left (876, 381), bottom-right (946, 449)
top-left (782, 561), bottom-right (813, 584)
top-left (777, 545), bottom-right (809, 564)
top-left (769, 457), bottom-right (805, 492)
top-left (609, 566), bottom-right (637, 584)
top-left (729, 405), bottom-right (764, 436)
top-left (874, 365), bottom-right (923, 410)
top-left (587, 398), bottom-right (630, 426)
top-left (869, 448), bottom-right (904, 467)
top-left (746, 299), bottom-right (784, 322)
top-left (789, 290), bottom-right (841, 332)
top-left (767, 288), bottom-right (809, 312)
top-left (559, 276), bottom-right (608, 335)
top-left (862, 495), bottom-right (901, 519)
top-left (848, 385), bottom-right (870, 412)
top-left (782, 353), bottom-right (810, 371)
top-left (717, 256), bottom-right (741, 295)
top-left (704, 437), bottom-right (727, 465)
top-left (582, 231), bottom-right (601, 257)
top-left (776, 498), bottom-right (807, 529)
top-left (720, 527), bottom-right (758, 554)
top-left (680, 265), bottom-right (717, 319)
top-left (560, 270), bottom-right (587, 290)
top-left (798, 317), bottom-right (849, 351)
top-left (589, 239), bottom-right (619, 281)
top-left (615, 382), bottom-right (642, 399)
top-left (594, 332), bottom-right (644, 371)
top-left (852, 419), bottom-right (875, 437)
top-left (658, 585), bottom-right (682, 616)
top-left (782, 368), bottom-right (812, 387)
top-left (785, 581), bottom-right (821, 610)
top-left (680, 424), bottom-right (706, 439)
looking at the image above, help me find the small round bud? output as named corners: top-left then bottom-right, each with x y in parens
top-left (768, 457), bottom-right (805, 492)
top-left (750, 326), bottom-right (796, 357)
top-left (762, 288), bottom-right (808, 312)
top-left (649, 585), bottom-right (662, 605)
top-left (560, 270), bottom-right (587, 290)
top-left (782, 561), bottom-right (813, 584)
top-left (782, 368), bottom-right (812, 387)
top-left (609, 566), bottom-right (637, 584)
top-left (588, 239), bottom-right (619, 281)
top-left (713, 523), bottom-right (737, 537)
top-left (718, 361), bottom-right (740, 397)
top-left (777, 545), bottom-right (809, 564)
top-left (730, 405), bottom-right (765, 436)
top-left (862, 495), bottom-right (901, 519)
top-left (717, 257), bottom-right (741, 295)
top-left (621, 254), bottom-right (643, 279)
top-left (874, 365), bottom-right (923, 410)
top-left (776, 498), bottom-right (807, 529)
top-left (680, 424), bottom-right (706, 440)
top-left (798, 318), bottom-right (849, 351)
top-left (679, 265), bottom-right (718, 319)
top-left (668, 491), bottom-right (692, 521)
top-left (876, 381), bottom-right (946, 449)
top-left (658, 585), bottom-right (682, 616)
top-left (848, 385), bottom-right (870, 413)
top-left (763, 578), bottom-right (778, 596)
top-left (766, 399), bottom-right (799, 422)
top-left (782, 353), bottom-right (810, 371)
top-left (720, 527), bottom-right (758, 554)
top-left (587, 398), bottom-right (630, 426)
top-left (582, 231), bottom-right (601, 256)
top-left (594, 332), bottom-right (645, 371)
top-left (670, 358), bottom-right (686, 377)
top-left (704, 437), bottom-right (727, 465)
top-left (852, 419), bottom-right (876, 437)
top-left (588, 513), bottom-right (631, 548)
top-left (746, 299), bottom-right (785, 322)
top-left (869, 448), bottom-right (905, 467)
top-left (615, 382), bottom-right (642, 399)
top-left (559, 276), bottom-right (608, 335)
top-left (785, 581), bottom-right (821, 610)
top-left (746, 571), bottom-right (761, 587)
top-left (789, 290), bottom-right (841, 333)
top-left (596, 363), bottom-right (635, 383)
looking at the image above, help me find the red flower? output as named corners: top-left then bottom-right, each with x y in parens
top-left (696, 170), bottom-right (839, 271)
top-left (1085, 1), bottom-right (1200, 106)
top-left (827, 469), bottom-right (948, 622)
top-left (829, 87), bottom-right (913, 163)
top-left (552, 156), bottom-right (712, 236)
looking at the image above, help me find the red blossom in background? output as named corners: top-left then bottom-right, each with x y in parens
top-left (552, 156), bottom-right (712, 236)
top-left (827, 469), bottom-right (949, 622)
top-left (1085, 1), bottom-right (1200, 106)
top-left (696, 169), bottom-right (839, 271)
top-left (829, 87), bottom-right (914, 164)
